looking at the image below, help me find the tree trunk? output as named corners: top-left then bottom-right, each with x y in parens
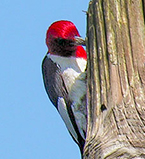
top-left (84, 0), bottom-right (145, 158)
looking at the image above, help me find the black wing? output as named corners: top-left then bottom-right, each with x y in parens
top-left (42, 56), bottom-right (68, 108)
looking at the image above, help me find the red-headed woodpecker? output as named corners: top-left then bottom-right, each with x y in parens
top-left (42, 20), bottom-right (87, 154)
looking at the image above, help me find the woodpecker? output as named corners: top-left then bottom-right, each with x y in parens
top-left (42, 20), bottom-right (87, 154)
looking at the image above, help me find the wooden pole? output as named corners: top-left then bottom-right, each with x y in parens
top-left (84, 0), bottom-right (145, 158)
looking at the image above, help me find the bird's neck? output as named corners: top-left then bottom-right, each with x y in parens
top-left (47, 53), bottom-right (87, 73)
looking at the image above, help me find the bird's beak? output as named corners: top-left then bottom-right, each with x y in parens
top-left (75, 36), bottom-right (86, 46)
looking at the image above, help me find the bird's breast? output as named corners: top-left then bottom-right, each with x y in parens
top-left (61, 67), bottom-right (86, 106)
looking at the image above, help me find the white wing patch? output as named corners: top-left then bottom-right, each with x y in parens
top-left (71, 104), bottom-right (86, 139)
top-left (57, 97), bottom-right (78, 143)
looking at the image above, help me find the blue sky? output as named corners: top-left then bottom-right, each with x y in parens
top-left (0, 0), bottom-right (89, 159)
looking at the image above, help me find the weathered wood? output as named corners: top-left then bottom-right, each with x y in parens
top-left (84, 0), bottom-right (145, 158)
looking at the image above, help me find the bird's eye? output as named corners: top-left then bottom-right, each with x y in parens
top-left (56, 38), bottom-right (65, 46)
top-left (54, 38), bottom-right (74, 47)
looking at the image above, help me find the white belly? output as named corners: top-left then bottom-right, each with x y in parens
top-left (62, 68), bottom-right (86, 105)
